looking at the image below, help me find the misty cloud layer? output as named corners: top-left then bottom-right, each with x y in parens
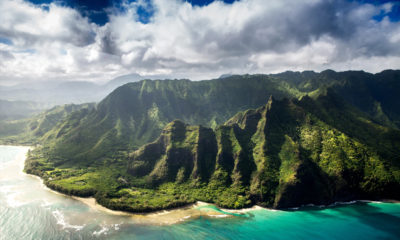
top-left (0, 0), bottom-right (399, 85)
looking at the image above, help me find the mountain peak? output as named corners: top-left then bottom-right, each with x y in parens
top-left (267, 95), bottom-right (275, 104)
top-left (266, 95), bottom-right (276, 111)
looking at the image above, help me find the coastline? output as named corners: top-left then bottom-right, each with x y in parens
top-left (7, 144), bottom-right (399, 226)
top-left (48, 185), bottom-right (400, 225)
top-left (72, 196), bottom-right (249, 225)
top-left (32, 173), bottom-right (256, 225)
top-left (59, 195), bottom-right (400, 225)
top-left (10, 145), bottom-right (254, 225)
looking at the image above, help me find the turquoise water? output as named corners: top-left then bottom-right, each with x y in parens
top-left (1, 146), bottom-right (399, 240)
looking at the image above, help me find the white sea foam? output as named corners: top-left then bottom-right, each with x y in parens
top-left (208, 214), bottom-right (230, 218)
top-left (328, 200), bottom-right (357, 207)
top-left (178, 215), bottom-right (192, 222)
top-left (92, 225), bottom-right (110, 236)
top-left (0, 185), bottom-right (28, 208)
top-left (40, 200), bottom-right (52, 208)
top-left (52, 209), bottom-right (85, 231)
top-left (114, 224), bottom-right (121, 231)
top-left (358, 200), bottom-right (383, 204)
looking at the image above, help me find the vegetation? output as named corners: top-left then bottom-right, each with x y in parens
top-left (1, 69), bottom-right (399, 212)
top-left (24, 91), bottom-right (400, 211)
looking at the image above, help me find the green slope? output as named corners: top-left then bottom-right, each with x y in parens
top-left (4, 70), bottom-right (400, 161)
top-left (44, 70), bottom-right (400, 168)
top-left (43, 76), bottom-right (305, 165)
top-left (25, 92), bottom-right (400, 211)
top-left (1, 69), bottom-right (397, 212)
top-left (126, 93), bottom-right (400, 209)
top-left (273, 70), bottom-right (400, 128)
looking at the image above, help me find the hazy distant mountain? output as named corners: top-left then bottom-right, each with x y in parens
top-left (0, 99), bottom-right (46, 121)
top-left (103, 73), bottom-right (144, 90)
top-left (0, 80), bottom-right (100, 105)
top-left (0, 73), bottom-right (174, 107)
top-left (218, 73), bottom-right (233, 79)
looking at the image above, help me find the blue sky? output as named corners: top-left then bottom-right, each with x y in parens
top-left (0, 0), bottom-right (399, 84)
top-left (25, 0), bottom-right (400, 25)
top-left (360, 0), bottom-right (400, 21)
top-left (26, 0), bottom-right (238, 25)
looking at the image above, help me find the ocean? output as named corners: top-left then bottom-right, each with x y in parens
top-left (1, 145), bottom-right (399, 240)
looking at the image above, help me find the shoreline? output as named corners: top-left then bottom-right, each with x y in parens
top-left (71, 196), bottom-right (249, 225)
top-left (30, 172), bottom-right (255, 225)
top-left (9, 145), bottom-right (255, 225)
top-left (5, 145), bottom-right (399, 225)
top-left (286, 199), bottom-right (400, 210)
top-left (50, 188), bottom-right (400, 225)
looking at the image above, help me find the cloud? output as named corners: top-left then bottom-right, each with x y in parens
top-left (0, 0), bottom-right (399, 85)
top-left (0, 0), bottom-right (95, 47)
top-left (99, 0), bottom-right (400, 77)
top-left (0, 0), bottom-right (114, 84)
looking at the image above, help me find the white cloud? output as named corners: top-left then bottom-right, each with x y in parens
top-left (249, 36), bottom-right (337, 73)
top-left (0, 0), bottom-right (399, 85)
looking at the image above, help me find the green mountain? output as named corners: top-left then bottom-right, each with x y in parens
top-left (273, 70), bottom-right (400, 128)
top-left (8, 69), bottom-right (400, 212)
top-left (125, 93), bottom-right (399, 209)
top-left (38, 71), bottom-right (400, 167)
top-left (24, 91), bottom-right (400, 211)
top-left (42, 76), bottom-right (304, 166)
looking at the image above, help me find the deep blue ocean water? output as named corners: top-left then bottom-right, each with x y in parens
top-left (1, 146), bottom-right (399, 240)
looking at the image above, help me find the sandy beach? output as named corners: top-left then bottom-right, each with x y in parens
top-left (72, 196), bottom-right (256, 225)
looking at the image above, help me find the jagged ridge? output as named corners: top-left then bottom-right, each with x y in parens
top-left (128, 94), bottom-right (400, 208)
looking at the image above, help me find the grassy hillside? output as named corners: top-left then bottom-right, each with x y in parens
top-left (3, 70), bottom-right (400, 152)
top-left (0, 69), bottom-right (397, 212)
top-left (25, 92), bottom-right (400, 211)
top-left (42, 75), bottom-right (305, 166)
top-left (273, 70), bottom-right (400, 128)
top-left (41, 71), bottom-right (400, 169)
